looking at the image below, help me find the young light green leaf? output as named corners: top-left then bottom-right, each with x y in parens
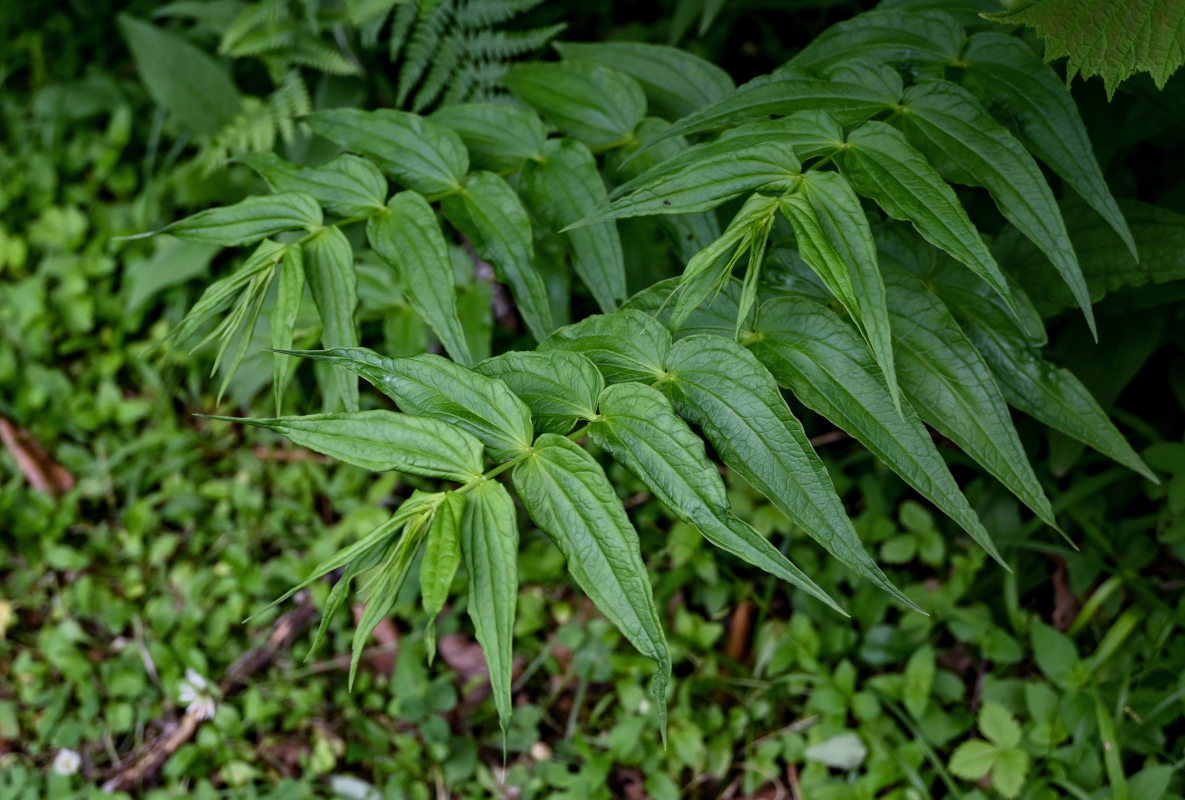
top-left (555, 40), bottom-right (734, 120)
top-left (513, 434), bottom-right (671, 735)
top-left (895, 79), bottom-right (1094, 337)
top-left (307, 108), bottom-right (467, 196)
top-left (239, 152), bottom-right (388, 218)
top-left (787, 9), bottom-right (964, 71)
top-left (751, 294), bottom-right (1002, 564)
top-left (590, 382), bottom-right (845, 613)
top-left (948, 740), bottom-right (998, 781)
top-left (431, 102), bottom-right (547, 172)
top-left (623, 276), bottom-right (740, 340)
top-left (171, 239), bottom-right (287, 346)
top-left (367, 191), bottom-right (473, 365)
top-left (902, 645), bottom-right (936, 719)
top-left (166, 192), bottom-right (322, 247)
top-left (521, 138), bottom-right (626, 313)
top-left (476, 350), bottom-right (603, 435)
top-left (883, 268), bottom-right (1058, 528)
top-left (662, 336), bottom-right (917, 610)
top-left (440, 172), bottom-right (555, 342)
top-left (765, 111), bottom-right (846, 160)
top-left (421, 491), bottom-right (465, 661)
top-left (836, 121), bottom-right (1016, 315)
top-left (271, 245), bottom-right (305, 415)
top-left (304, 227), bottom-right (360, 412)
top-left (283, 348), bottom-right (533, 460)
top-left (209, 411), bottom-right (484, 480)
top-left (979, 702), bottom-right (1022, 750)
top-left (504, 60), bottom-right (646, 148)
top-left (779, 170), bottom-right (901, 410)
top-left (460, 479), bottom-right (519, 741)
top-left (960, 33), bottom-right (1136, 259)
top-left (538, 309), bottom-right (671, 383)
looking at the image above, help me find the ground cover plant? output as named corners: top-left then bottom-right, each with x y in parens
top-left (2, 0), bottom-right (1185, 798)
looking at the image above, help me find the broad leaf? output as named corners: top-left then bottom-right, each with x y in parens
top-left (590, 382), bottom-right (844, 612)
top-left (460, 479), bottom-right (519, 740)
top-left (513, 434), bottom-right (671, 733)
top-left (476, 350), bottom-right (603, 435)
top-left (304, 227), bottom-right (360, 412)
top-left (441, 171), bottom-right (555, 342)
top-left (239, 153), bottom-right (388, 218)
top-left (788, 9), bottom-right (964, 71)
top-left (166, 192), bottom-right (322, 246)
top-left (367, 191), bottom-right (473, 365)
top-left (662, 336), bottom-right (916, 609)
top-left (210, 411), bottom-right (484, 480)
top-left (431, 102), bottom-right (547, 172)
top-left (539, 309), bottom-right (671, 383)
top-left (307, 108), bottom-right (467, 196)
top-left (421, 491), bottom-right (464, 660)
top-left (505, 60), bottom-right (646, 148)
top-left (521, 138), bottom-right (626, 313)
top-left (271, 245), bottom-right (305, 414)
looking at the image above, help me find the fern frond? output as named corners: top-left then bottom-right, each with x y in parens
top-left (412, 30), bottom-right (466, 111)
top-left (454, 0), bottom-right (545, 29)
top-left (439, 60), bottom-right (481, 106)
top-left (466, 24), bottom-right (566, 61)
top-left (288, 37), bottom-right (362, 75)
top-left (388, 0), bottom-right (420, 61)
top-left (397, 0), bottom-right (455, 106)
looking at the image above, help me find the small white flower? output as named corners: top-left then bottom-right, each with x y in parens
top-left (52, 748), bottom-right (81, 776)
top-left (178, 669), bottom-right (217, 721)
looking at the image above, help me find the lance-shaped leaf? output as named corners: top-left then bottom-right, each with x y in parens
top-left (505, 60), bottom-right (646, 148)
top-left (285, 348), bottom-right (533, 460)
top-left (307, 108), bottom-right (467, 196)
top-left (165, 192), bottom-right (322, 246)
top-left (431, 102), bottom-right (547, 172)
top-left (883, 268), bottom-right (1059, 528)
top-left (521, 138), bottom-right (626, 313)
top-left (172, 239), bottom-right (287, 346)
top-left (476, 350), bottom-right (603, 435)
top-left (239, 153), bottom-right (388, 218)
top-left (927, 271), bottom-right (1155, 482)
top-left (662, 336), bottom-right (917, 610)
top-left (513, 434), bottom-right (671, 734)
top-left (368, 191), bottom-right (473, 365)
top-left (788, 10), bottom-right (964, 71)
top-left (750, 294), bottom-right (1003, 564)
top-left (780, 170), bottom-right (901, 410)
top-left (440, 171), bottom-right (554, 342)
top-left (209, 411), bottom-right (484, 480)
top-left (460, 479), bottom-right (519, 741)
top-left (894, 80), bottom-right (1094, 337)
top-left (304, 227), bottom-right (360, 412)
top-left (766, 111), bottom-right (846, 160)
top-left (590, 382), bottom-right (845, 612)
top-left (539, 309), bottom-right (671, 383)
top-left (556, 41), bottom-right (734, 120)
top-left (960, 33), bottom-right (1136, 259)
top-left (422, 491), bottom-right (464, 661)
top-left (271, 245), bottom-right (304, 414)
top-left (623, 276), bottom-right (740, 340)
top-left (836, 121), bottom-right (1016, 314)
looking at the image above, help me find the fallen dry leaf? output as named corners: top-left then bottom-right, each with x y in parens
top-left (0, 416), bottom-right (75, 496)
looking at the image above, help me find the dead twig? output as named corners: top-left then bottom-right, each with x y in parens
top-left (0, 416), bottom-right (74, 496)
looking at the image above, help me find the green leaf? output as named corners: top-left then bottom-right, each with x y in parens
top-left (166, 192), bottom-right (322, 247)
top-left (623, 276), bottom-right (740, 340)
top-left (948, 740), bottom-right (998, 781)
top-left (505, 60), bottom-right (646, 148)
top-left (304, 227), bottom-right (360, 412)
top-left (1030, 623), bottom-right (1081, 687)
top-left (760, 111), bottom-right (846, 160)
top-left (367, 191), bottom-right (473, 366)
top-left (902, 644), bottom-right (935, 719)
top-left (992, 745), bottom-right (1031, 799)
top-left (894, 79), bottom-right (1094, 337)
top-left (984, 0), bottom-right (1185, 95)
top-left (284, 348), bottom-right (533, 460)
top-left (662, 336), bottom-right (916, 610)
top-left (307, 108), bottom-right (467, 196)
top-left (441, 172), bottom-right (555, 342)
top-left (118, 14), bottom-right (242, 135)
top-left (960, 33), bottom-right (1137, 259)
top-left (555, 41), bottom-right (734, 120)
top-left (788, 9), bottom-right (964, 71)
top-left (460, 479), bottom-right (519, 741)
top-left (512, 434), bottom-right (671, 735)
top-left (271, 245), bottom-right (305, 415)
top-left (211, 411), bottom-right (484, 480)
top-left (979, 702), bottom-right (1021, 749)
top-left (539, 309), bottom-right (671, 383)
top-left (476, 350), bottom-right (603, 435)
top-left (589, 382), bottom-right (844, 613)
top-left (779, 170), bottom-right (901, 410)
top-left (239, 153), bottom-right (388, 219)
top-left (521, 138), bottom-right (626, 313)
top-left (883, 268), bottom-right (1058, 528)
top-left (836, 121), bottom-right (1016, 313)
top-left (172, 240), bottom-right (287, 346)
top-left (421, 491), bottom-right (464, 661)
top-left (751, 294), bottom-right (1002, 563)
top-left (930, 268), bottom-right (1155, 481)
top-left (431, 102), bottom-right (546, 172)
